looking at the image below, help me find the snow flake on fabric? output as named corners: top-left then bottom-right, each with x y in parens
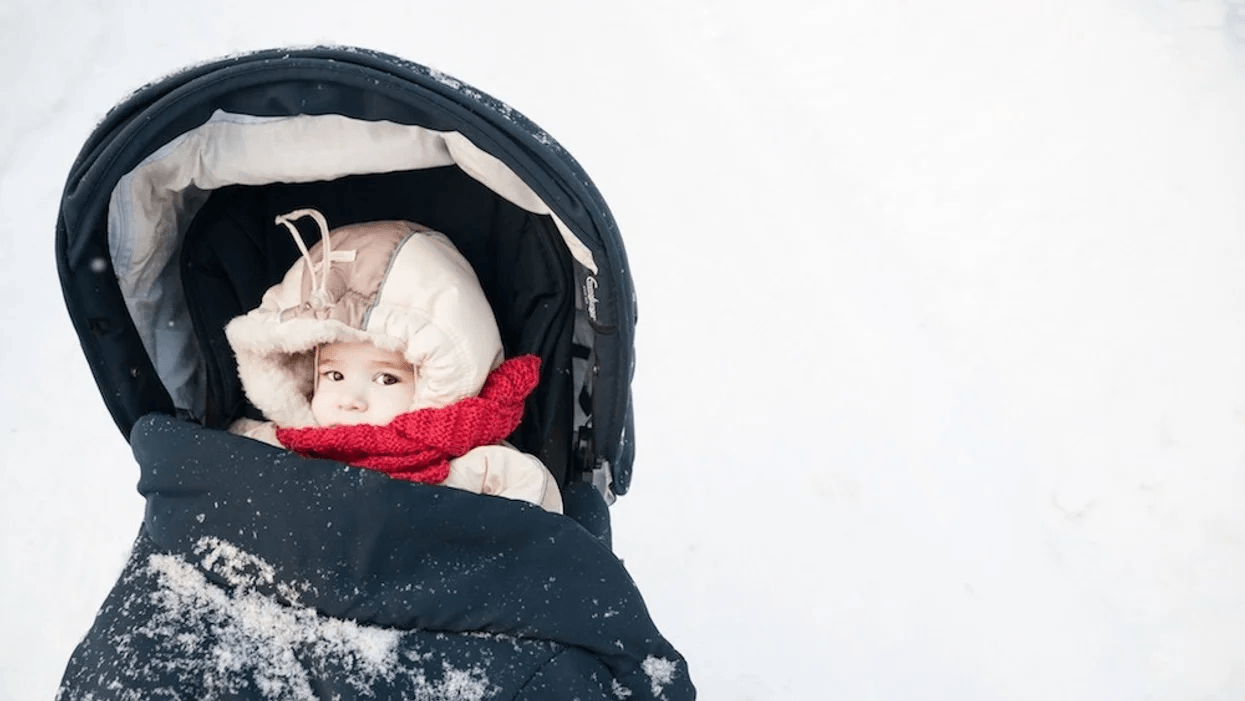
top-left (134, 537), bottom-right (496, 701)
top-left (611, 678), bottom-right (634, 699)
top-left (193, 536), bottom-right (275, 588)
top-left (641, 656), bottom-right (678, 698)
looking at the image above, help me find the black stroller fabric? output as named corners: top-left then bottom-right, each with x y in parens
top-left (57, 415), bottom-right (691, 700)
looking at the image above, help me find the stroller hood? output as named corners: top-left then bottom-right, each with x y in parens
top-left (57, 46), bottom-right (637, 495)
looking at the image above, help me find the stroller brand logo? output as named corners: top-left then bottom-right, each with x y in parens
top-left (584, 276), bottom-right (599, 321)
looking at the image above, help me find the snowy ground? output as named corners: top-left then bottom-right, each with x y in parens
top-left (4, 0), bottom-right (1245, 699)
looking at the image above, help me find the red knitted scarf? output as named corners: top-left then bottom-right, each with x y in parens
top-left (275, 355), bottom-right (541, 484)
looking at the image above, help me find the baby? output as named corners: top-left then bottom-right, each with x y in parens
top-left (225, 209), bottom-right (562, 513)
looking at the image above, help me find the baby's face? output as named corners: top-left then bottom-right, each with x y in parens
top-left (310, 341), bottom-right (417, 427)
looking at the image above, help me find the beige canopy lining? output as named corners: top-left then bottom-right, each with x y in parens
top-left (107, 109), bottom-right (596, 415)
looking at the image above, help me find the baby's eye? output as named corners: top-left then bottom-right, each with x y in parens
top-left (376, 373), bottom-right (401, 386)
top-left (321, 370), bottom-right (344, 382)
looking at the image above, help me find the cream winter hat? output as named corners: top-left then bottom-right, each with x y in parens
top-left (225, 209), bottom-right (504, 428)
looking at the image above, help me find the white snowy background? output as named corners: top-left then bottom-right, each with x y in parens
top-left (3, 0), bottom-right (1245, 698)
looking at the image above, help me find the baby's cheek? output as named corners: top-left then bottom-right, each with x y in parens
top-left (309, 393), bottom-right (332, 425)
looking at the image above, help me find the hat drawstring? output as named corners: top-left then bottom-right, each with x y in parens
top-left (274, 208), bottom-right (357, 396)
top-left (274, 208), bottom-right (356, 310)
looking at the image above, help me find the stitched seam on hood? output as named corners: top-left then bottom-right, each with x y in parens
top-left (361, 230), bottom-right (417, 331)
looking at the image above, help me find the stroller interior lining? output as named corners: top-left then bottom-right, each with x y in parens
top-left (180, 168), bottom-right (574, 483)
top-left (107, 109), bottom-right (597, 417)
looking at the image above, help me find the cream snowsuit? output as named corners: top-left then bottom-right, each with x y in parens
top-left (225, 210), bottom-right (562, 513)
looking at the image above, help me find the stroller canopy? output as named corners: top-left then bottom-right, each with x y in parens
top-left (57, 46), bottom-right (637, 496)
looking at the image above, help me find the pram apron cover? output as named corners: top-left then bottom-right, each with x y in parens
top-left (56, 415), bottom-right (692, 700)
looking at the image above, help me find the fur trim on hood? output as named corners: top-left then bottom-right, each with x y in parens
top-left (225, 210), bottom-right (504, 428)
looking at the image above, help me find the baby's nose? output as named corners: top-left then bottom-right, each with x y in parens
top-left (341, 389), bottom-right (368, 410)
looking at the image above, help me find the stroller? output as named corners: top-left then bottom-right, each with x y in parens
top-left (54, 47), bottom-right (692, 700)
